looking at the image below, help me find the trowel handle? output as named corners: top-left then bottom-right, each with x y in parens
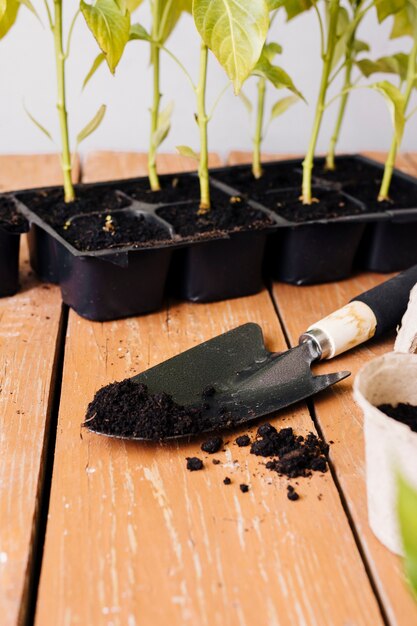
top-left (300, 265), bottom-right (417, 360)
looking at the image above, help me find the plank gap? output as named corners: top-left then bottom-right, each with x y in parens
top-left (305, 397), bottom-right (392, 626)
top-left (269, 285), bottom-right (393, 626)
top-left (23, 305), bottom-right (69, 626)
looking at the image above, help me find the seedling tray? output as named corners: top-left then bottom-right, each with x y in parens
top-left (5, 154), bottom-right (417, 319)
top-left (0, 197), bottom-right (29, 297)
top-left (11, 174), bottom-right (277, 320)
top-left (210, 154), bottom-right (417, 282)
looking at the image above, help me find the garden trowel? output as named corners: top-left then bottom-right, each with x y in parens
top-left (87, 265), bottom-right (417, 440)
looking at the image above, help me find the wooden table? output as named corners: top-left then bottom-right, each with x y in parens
top-left (1, 151), bottom-right (417, 626)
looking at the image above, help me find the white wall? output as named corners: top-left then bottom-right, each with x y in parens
top-left (0, 1), bottom-right (416, 158)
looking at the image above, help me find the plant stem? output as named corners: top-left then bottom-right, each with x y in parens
top-left (252, 76), bottom-right (266, 179)
top-left (379, 39), bottom-right (417, 201)
top-left (53, 0), bottom-right (74, 203)
top-left (302, 0), bottom-right (340, 204)
top-left (196, 42), bottom-right (210, 214)
top-left (149, 0), bottom-right (161, 191)
top-left (326, 40), bottom-right (354, 170)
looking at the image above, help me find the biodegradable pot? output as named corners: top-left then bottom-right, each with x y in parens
top-left (58, 245), bottom-right (173, 321)
top-left (268, 221), bottom-right (366, 285)
top-left (0, 230), bottom-right (21, 297)
top-left (354, 352), bottom-right (417, 554)
top-left (168, 230), bottom-right (267, 302)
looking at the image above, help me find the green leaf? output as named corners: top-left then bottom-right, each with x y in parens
top-left (270, 94), bottom-right (299, 120)
top-left (352, 39), bottom-right (370, 54)
top-left (155, 0), bottom-right (188, 44)
top-left (129, 22), bottom-right (150, 40)
top-left (80, 0), bottom-right (130, 73)
top-left (176, 145), bottom-right (199, 160)
top-left (152, 100), bottom-right (174, 149)
top-left (357, 53), bottom-right (409, 81)
top-left (193, 0), bottom-right (270, 94)
top-left (266, 0), bottom-right (282, 9)
top-left (125, 0), bottom-right (143, 12)
top-left (281, 0), bottom-right (312, 21)
top-left (76, 104), bottom-right (107, 145)
top-left (374, 0), bottom-right (405, 23)
top-left (254, 53), bottom-right (305, 100)
top-left (397, 475), bottom-right (417, 598)
top-left (239, 90), bottom-right (253, 115)
top-left (371, 80), bottom-right (406, 144)
top-left (23, 103), bottom-right (54, 142)
top-left (82, 52), bottom-right (105, 90)
top-left (331, 6), bottom-right (350, 71)
top-left (263, 41), bottom-right (283, 62)
top-left (0, 0), bottom-right (19, 39)
top-left (390, 4), bottom-right (417, 38)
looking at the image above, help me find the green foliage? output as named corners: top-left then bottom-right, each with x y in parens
top-left (76, 104), bottom-right (107, 145)
top-left (0, 0), bottom-right (19, 39)
top-left (80, 0), bottom-right (131, 73)
top-left (193, 0), bottom-right (270, 94)
top-left (176, 145), bottom-right (199, 160)
top-left (357, 53), bottom-right (409, 81)
top-left (375, 0), bottom-right (406, 23)
top-left (253, 47), bottom-right (304, 99)
top-left (397, 475), bottom-right (417, 599)
top-left (270, 94), bottom-right (300, 120)
top-left (370, 80), bottom-right (406, 144)
top-left (152, 101), bottom-right (174, 149)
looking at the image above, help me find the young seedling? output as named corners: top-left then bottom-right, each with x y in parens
top-left (360, 2), bottom-right (417, 201)
top-left (325, 0), bottom-right (372, 170)
top-left (20, 0), bottom-right (110, 203)
top-left (301, 0), bottom-right (342, 204)
top-left (239, 21), bottom-right (304, 179)
top-left (176, 0), bottom-right (269, 213)
top-left (397, 474), bottom-right (417, 599)
top-left (83, 1), bottom-right (189, 191)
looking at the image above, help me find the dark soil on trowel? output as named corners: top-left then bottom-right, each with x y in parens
top-left (85, 380), bottom-right (235, 440)
top-left (378, 403), bottom-right (417, 433)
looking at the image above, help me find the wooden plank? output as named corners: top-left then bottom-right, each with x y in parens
top-left (228, 151), bottom-right (299, 165)
top-left (82, 151), bottom-right (223, 183)
top-left (0, 154), bottom-right (80, 192)
top-left (35, 153), bottom-right (385, 626)
top-left (267, 152), bottom-right (417, 625)
top-left (0, 157), bottom-right (65, 625)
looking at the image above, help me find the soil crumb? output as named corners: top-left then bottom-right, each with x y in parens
top-left (201, 436), bottom-right (223, 454)
top-left (378, 403), bottom-right (417, 433)
top-left (287, 485), bottom-right (300, 501)
top-left (186, 457), bottom-right (204, 471)
top-left (252, 423), bottom-right (329, 478)
top-left (235, 434), bottom-right (251, 447)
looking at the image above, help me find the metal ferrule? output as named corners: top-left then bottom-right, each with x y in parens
top-left (299, 328), bottom-right (332, 361)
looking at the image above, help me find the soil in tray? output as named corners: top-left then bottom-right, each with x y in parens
top-left (0, 196), bottom-right (28, 233)
top-left (61, 211), bottom-right (171, 252)
top-left (343, 176), bottom-right (417, 212)
top-left (263, 187), bottom-right (364, 222)
top-left (122, 175), bottom-right (273, 238)
top-left (210, 162), bottom-right (303, 198)
top-left (17, 186), bottom-right (130, 229)
top-left (378, 403), bottom-right (417, 432)
top-left (314, 156), bottom-right (384, 186)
